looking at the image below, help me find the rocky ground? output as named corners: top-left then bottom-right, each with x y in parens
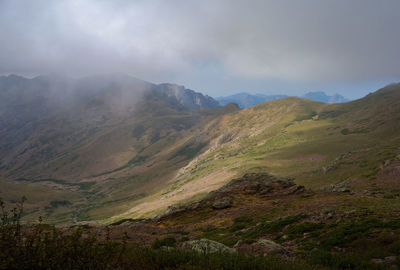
top-left (76, 172), bottom-right (400, 269)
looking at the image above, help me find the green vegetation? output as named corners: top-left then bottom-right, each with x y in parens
top-left (152, 237), bottom-right (177, 249)
top-left (109, 218), bottom-right (146, 226)
top-left (93, 155), bottom-right (148, 176)
top-left (2, 83), bottom-right (400, 227)
top-left (169, 142), bottom-right (207, 160)
top-left (0, 199), bottom-right (321, 270)
top-left (285, 222), bottom-right (323, 237)
top-left (308, 250), bottom-right (390, 270)
top-left (14, 178), bottom-right (95, 190)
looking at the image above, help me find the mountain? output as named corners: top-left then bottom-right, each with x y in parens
top-left (1, 75), bottom-right (400, 231)
top-left (98, 83), bottom-right (400, 267)
top-left (0, 74), bottom-right (219, 180)
top-left (0, 74), bottom-right (221, 177)
top-left (216, 93), bottom-right (288, 108)
top-left (0, 74), bottom-right (225, 223)
top-left (301, 91), bottom-right (349, 103)
top-left (157, 83), bottom-right (220, 109)
top-left (216, 91), bottom-right (348, 108)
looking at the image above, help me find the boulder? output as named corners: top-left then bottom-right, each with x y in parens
top-left (372, 256), bottom-right (397, 266)
top-left (212, 196), bottom-right (233, 209)
top-left (384, 256), bottom-right (397, 264)
top-left (336, 187), bottom-right (350, 193)
top-left (287, 185), bottom-right (305, 194)
top-left (253, 239), bottom-right (287, 255)
top-left (181, 239), bottom-right (235, 254)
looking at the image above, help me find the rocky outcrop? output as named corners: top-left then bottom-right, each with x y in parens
top-left (253, 239), bottom-right (288, 255)
top-left (181, 239), bottom-right (234, 254)
top-left (237, 239), bottom-right (288, 256)
top-left (157, 173), bottom-right (310, 220)
top-left (212, 196), bottom-right (233, 209)
top-left (371, 256), bottom-right (397, 267)
top-left (323, 180), bottom-right (352, 193)
top-left (156, 83), bottom-right (220, 109)
top-left (214, 173), bottom-right (304, 197)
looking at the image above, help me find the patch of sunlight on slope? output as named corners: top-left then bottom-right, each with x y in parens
top-left (110, 169), bottom-right (237, 220)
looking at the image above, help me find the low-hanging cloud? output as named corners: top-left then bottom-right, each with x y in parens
top-left (0, 0), bottom-right (399, 87)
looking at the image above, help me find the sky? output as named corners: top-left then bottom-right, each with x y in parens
top-left (0, 0), bottom-right (399, 99)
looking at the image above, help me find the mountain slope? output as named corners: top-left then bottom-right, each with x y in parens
top-left (115, 83), bottom-right (400, 220)
top-left (0, 74), bottom-right (220, 179)
top-left (0, 76), bottom-right (399, 225)
top-left (0, 74), bottom-right (225, 223)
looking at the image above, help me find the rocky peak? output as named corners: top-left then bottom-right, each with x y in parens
top-left (156, 83), bottom-right (220, 109)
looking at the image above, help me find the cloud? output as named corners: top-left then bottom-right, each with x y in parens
top-left (0, 0), bottom-right (399, 87)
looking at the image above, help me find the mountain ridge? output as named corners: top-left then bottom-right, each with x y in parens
top-left (0, 75), bottom-right (399, 226)
top-left (216, 91), bottom-right (349, 108)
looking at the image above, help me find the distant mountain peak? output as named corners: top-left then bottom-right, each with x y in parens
top-left (0, 74), bottom-right (220, 111)
top-left (0, 74), bottom-right (29, 82)
top-left (301, 91), bottom-right (349, 103)
top-left (216, 93), bottom-right (288, 108)
top-left (216, 91), bottom-right (349, 108)
top-left (157, 83), bottom-right (220, 109)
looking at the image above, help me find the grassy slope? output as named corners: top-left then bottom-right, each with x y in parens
top-left (0, 94), bottom-right (238, 223)
top-left (2, 84), bottom-right (400, 224)
top-left (0, 178), bottom-right (84, 223)
top-left (3, 83), bottom-right (399, 269)
top-left (115, 84), bottom-right (400, 220)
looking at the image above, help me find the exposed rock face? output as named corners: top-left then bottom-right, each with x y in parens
top-left (212, 196), bottom-right (233, 209)
top-left (156, 83), bottom-right (220, 109)
top-left (215, 132), bottom-right (234, 146)
top-left (181, 239), bottom-right (234, 254)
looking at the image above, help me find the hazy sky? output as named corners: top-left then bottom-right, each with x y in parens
top-left (1, 0), bottom-right (399, 99)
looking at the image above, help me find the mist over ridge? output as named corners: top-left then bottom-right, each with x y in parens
top-left (1, 0), bottom-right (400, 99)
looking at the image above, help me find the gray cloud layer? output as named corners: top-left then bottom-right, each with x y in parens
top-left (1, 0), bottom-right (399, 96)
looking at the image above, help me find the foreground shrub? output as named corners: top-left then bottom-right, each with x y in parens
top-left (152, 237), bottom-right (177, 249)
top-left (0, 198), bottom-right (319, 270)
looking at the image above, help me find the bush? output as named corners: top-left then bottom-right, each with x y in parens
top-left (285, 222), bottom-right (323, 237)
top-left (152, 237), bottom-right (177, 249)
top-left (0, 198), bottom-right (127, 270)
top-left (308, 249), bottom-right (389, 270)
top-left (0, 197), bottom-right (317, 269)
top-left (0, 199), bottom-right (369, 270)
top-left (241, 214), bottom-right (305, 239)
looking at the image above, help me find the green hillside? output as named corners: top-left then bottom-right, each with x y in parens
top-left (1, 79), bottom-right (400, 225)
top-left (113, 83), bottom-right (400, 221)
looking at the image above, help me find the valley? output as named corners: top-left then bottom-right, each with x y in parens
top-left (1, 75), bottom-right (399, 226)
top-left (1, 74), bottom-right (400, 268)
